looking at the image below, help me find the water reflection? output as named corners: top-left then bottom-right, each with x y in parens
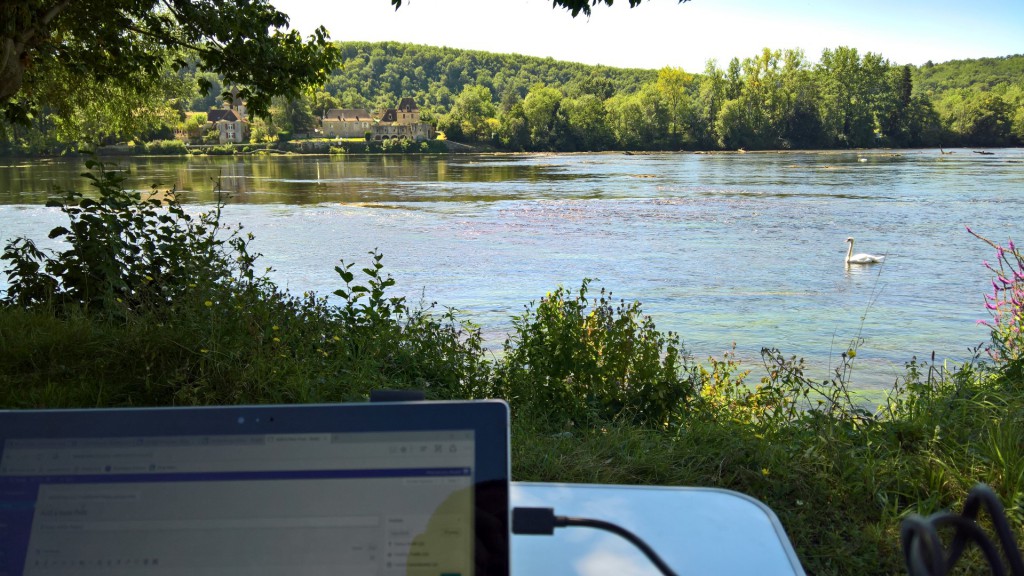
top-left (0, 155), bottom-right (595, 205)
top-left (843, 262), bottom-right (887, 279)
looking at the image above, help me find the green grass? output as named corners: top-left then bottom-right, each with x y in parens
top-left (2, 163), bottom-right (1023, 575)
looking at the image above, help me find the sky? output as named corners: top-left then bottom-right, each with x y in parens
top-left (273, 0), bottom-right (1024, 72)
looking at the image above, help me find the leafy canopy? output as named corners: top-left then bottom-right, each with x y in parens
top-left (0, 0), bottom-right (341, 122)
top-left (390, 0), bottom-right (689, 18)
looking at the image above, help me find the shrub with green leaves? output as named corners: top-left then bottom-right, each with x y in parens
top-left (1, 160), bottom-right (250, 311)
top-left (207, 145), bottom-right (236, 155)
top-left (380, 138), bottom-right (413, 153)
top-left (330, 251), bottom-right (490, 400)
top-left (144, 140), bottom-right (188, 155)
top-left (496, 280), bottom-right (695, 430)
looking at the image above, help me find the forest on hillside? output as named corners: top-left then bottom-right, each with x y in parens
top-left (2, 41), bottom-right (1022, 154)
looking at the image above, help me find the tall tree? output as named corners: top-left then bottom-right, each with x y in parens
top-left (725, 58), bottom-right (744, 100)
top-left (1, 0), bottom-right (341, 122)
top-left (875, 64), bottom-right (914, 145)
top-left (522, 85), bottom-right (565, 150)
top-left (273, 95), bottom-right (316, 135)
top-left (693, 60), bottom-right (726, 149)
top-left (560, 94), bottom-right (613, 151)
top-left (655, 67), bottom-right (694, 147)
top-left (716, 48), bottom-right (788, 150)
top-left (778, 48), bottom-right (824, 149)
top-left (606, 85), bottom-right (668, 150)
top-left (310, 90), bottom-right (342, 120)
top-left (497, 101), bottom-right (530, 150)
top-left (816, 47), bottom-right (881, 147)
top-left (439, 84), bottom-right (497, 142)
top-left (962, 93), bottom-right (1014, 145)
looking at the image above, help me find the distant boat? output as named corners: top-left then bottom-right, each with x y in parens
top-left (939, 148), bottom-right (954, 155)
top-left (973, 150), bottom-right (995, 155)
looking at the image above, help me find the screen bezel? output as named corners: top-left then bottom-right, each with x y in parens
top-left (0, 400), bottom-right (510, 576)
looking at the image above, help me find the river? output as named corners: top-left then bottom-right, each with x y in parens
top-left (2, 149), bottom-right (1022, 388)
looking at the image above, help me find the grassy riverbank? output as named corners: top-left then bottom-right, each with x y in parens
top-left (2, 163), bottom-right (1022, 574)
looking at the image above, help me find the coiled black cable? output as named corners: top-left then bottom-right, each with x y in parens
top-left (901, 484), bottom-right (1024, 576)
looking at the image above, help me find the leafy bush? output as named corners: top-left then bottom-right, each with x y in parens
top-left (419, 140), bottom-right (447, 153)
top-left (380, 138), bottom-right (412, 153)
top-left (144, 140), bottom-right (188, 155)
top-left (0, 166), bottom-right (489, 406)
top-left (495, 280), bottom-right (694, 430)
top-left (1, 160), bottom-right (250, 311)
top-left (330, 250), bottom-right (490, 400)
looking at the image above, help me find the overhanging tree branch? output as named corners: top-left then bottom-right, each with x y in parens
top-left (390, 0), bottom-right (689, 18)
top-left (1, 0), bottom-right (341, 121)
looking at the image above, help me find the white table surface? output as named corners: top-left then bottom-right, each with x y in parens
top-left (510, 482), bottom-right (805, 576)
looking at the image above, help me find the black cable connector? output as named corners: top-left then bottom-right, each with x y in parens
top-left (512, 506), bottom-right (679, 576)
top-left (512, 506), bottom-right (559, 535)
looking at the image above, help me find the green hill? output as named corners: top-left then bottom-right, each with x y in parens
top-left (324, 41), bottom-right (658, 113)
top-left (913, 54), bottom-right (1024, 94)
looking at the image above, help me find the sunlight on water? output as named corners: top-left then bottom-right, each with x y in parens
top-left (2, 150), bottom-right (1022, 388)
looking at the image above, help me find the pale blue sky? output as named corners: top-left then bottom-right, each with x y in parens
top-left (276, 0), bottom-right (1023, 71)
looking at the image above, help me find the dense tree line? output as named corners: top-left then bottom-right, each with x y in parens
top-left (2, 41), bottom-right (1022, 154)
top-left (318, 43), bottom-right (1019, 151)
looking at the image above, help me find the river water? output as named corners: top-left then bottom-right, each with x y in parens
top-left (2, 149), bottom-right (1022, 388)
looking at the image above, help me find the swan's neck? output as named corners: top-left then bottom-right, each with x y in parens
top-left (845, 241), bottom-right (853, 263)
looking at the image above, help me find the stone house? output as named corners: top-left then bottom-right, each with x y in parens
top-left (207, 108), bottom-right (247, 144)
top-left (321, 98), bottom-right (434, 142)
top-left (321, 108), bottom-right (374, 139)
top-left (175, 90), bottom-right (249, 145)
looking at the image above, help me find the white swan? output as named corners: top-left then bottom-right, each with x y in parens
top-left (845, 237), bottom-right (885, 265)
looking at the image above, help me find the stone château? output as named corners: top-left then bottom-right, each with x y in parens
top-left (322, 98), bottom-right (433, 141)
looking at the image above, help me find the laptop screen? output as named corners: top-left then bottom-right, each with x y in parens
top-left (0, 402), bottom-right (509, 576)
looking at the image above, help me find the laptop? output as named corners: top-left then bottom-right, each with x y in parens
top-left (0, 400), bottom-right (510, 576)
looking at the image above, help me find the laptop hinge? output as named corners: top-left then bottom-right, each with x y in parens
top-left (369, 389), bottom-right (426, 402)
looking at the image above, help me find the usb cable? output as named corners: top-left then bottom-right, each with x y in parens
top-left (512, 506), bottom-right (679, 576)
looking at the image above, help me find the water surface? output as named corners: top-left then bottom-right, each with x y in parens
top-left (2, 150), bottom-right (1022, 388)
